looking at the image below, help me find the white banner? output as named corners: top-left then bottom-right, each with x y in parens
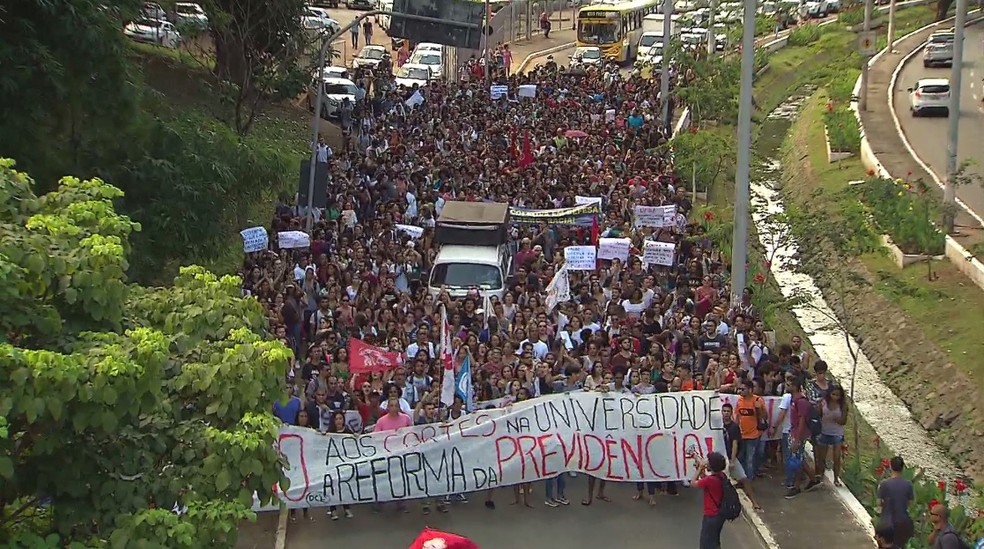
top-left (278, 231), bottom-right (311, 249)
top-left (264, 392), bottom-right (727, 508)
top-left (633, 205), bottom-right (677, 228)
top-left (597, 237), bottom-right (631, 261)
top-left (643, 240), bottom-right (676, 267)
top-left (518, 84), bottom-right (537, 98)
top-left (241, 226), bottom-right (268, 253)
top-left (575, 195), bottom-right (603, 207)
top-left (395, 224), bottom-right (424, 239)
top-left (544, 263), bottom-right (570, 313)
top-left (564, 246), bottom-right (597, 270)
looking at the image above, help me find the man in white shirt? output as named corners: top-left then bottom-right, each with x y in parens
top-left (405, 329), bottom-right (435, 360)
top-left (768, 374), bottom-right (795, 488)
top-left (294, 255), bottom-right (314, 283)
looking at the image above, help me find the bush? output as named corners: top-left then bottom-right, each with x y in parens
top-left (788, 24), bottom-right (823, 46)
top-left (822, 106), bottom-right (861, 153)
top-left (827, 70), bottom-right (861, 103)
top-left (855, 177), bottom-right (945, 255)
top-left (837, 5), bottom-right (866, 26)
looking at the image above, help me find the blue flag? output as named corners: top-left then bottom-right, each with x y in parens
top-left (455, 355), bottom-right (474, 412)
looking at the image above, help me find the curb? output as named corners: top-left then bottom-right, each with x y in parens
top-left (514, 41), bottom-right (576, 74)
top-left (275, 504), bottom-right (288, 549)
top-left (736, 490), bottom-right (781, 549)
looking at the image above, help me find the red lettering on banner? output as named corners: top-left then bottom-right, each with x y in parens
top-left (557, 432), bottom-right (579, 468)
top-left (621, 436), bottom-right (644, 478)
top-left (536, 434), bottom-right (557, 477)
top-left (704, 436), bottom-right (715, 455)
top-left (517, 435), bottom-right (541, 479)
top-left (582, 434), bottom-right (606, 473)
top-left (644, 433), bottom-right (669, 478)
top-left (604, 437), bottom-right (623, 480)
top-left (278, 432), bottom-right (309, 502)
top-left (494, 436), bottom-right (519, 479)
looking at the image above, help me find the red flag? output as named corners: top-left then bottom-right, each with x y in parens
top-left (348, 338), bottom-right (402, 374)
top-left (517, 131), bottom-right (533, 168)
top-left (409, 528), bottom-right (479, 549)
top-left (590, 215), bottom-right (600, 246)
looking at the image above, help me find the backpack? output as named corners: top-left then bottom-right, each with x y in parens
top-left (713, 473), bottom-right (743, 521)
top-left (941, 530), bottom-right (972, 549)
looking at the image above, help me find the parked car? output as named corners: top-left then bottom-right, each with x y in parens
top-left (409, 49), bottom-right (443, 79)
top-left (351, 45), bottom-right (391, 69)
top-left (302, 7), bottom-right (341, 34)
top-left (346, 0), bottom-right (373, 9)
top-left (124, 18), bottom-right (182, 48)
top-left (172, 2), bottom-right (208, 30)
top-left (312, 0), bottom-right (340, 8)
top-left (394, 64), bottom-right (432, 87)
top-left (923, 42), bottom-right (954, 67)
top-left (908, 78), bottom-right (950, 117)
top-left (141, 1), bottom-right (167, 21)
top-left (569, 46), bottom-right (604, 68)
top-left (308, 76), bottom-right (360, 118)
top-left (803, 0), bottom-right (828, 18)
top-left (311, 65), bottom-right (351, 80)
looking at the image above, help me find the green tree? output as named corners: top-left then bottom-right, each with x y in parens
top-left (665, 128), bottom-right (737, 199)
top-left (669, 44), bottom-right (741, 124)
top-left (0, 159), bottom-right (289, 547)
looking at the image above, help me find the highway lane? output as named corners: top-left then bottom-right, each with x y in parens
top-left (894, 23), bottom-right (984, 225)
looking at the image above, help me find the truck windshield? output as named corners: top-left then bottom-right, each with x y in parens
top-left (430, 263), bottom-right (502, 289)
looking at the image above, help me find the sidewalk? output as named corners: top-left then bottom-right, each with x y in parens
top-left (858, 20), bottom-right (984, 249)
top-left (507, 29), bottom-right (578, 72)
top-left (749, 463), bottom-right (873, 548)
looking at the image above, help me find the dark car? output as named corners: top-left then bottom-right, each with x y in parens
top-left (313, 0), bottom-right (339, 7)
top-left (346, 0), bottom-right (372, 9)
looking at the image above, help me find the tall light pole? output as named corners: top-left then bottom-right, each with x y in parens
top-left (730, 0), bottom-right (756, 306)
top-left (659, 0), bottom-right (673, 133)
top-left (484, 0), bottom-right (492, 84)
top-left (707, 0), bottom-right (717, 56)
top-left (944, 0), bottom-right (967, 234)
top-left (305, 10), bottom-right (481, 231)
top-left (887, 0), bottom-right (897, 52)
top-left (858, 0), bottom-right (873, 111)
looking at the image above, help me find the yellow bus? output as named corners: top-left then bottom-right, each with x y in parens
top-left (576, 0), bottom-right (662, 63)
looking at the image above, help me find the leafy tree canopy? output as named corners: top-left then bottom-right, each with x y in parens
top-left (0, 160), bottom-right (289, 548)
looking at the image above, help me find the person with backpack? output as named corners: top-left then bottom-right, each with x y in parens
top-left (928, 503), bottom-right (971, 549)
top-left (785, 377), bottom-right (821, 498)
top-left (722, 402), bottom-right (763, 512)
top-left (691, 451), bottom-right (741, 549)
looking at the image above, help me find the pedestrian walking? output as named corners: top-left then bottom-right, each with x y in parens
top-left (362, 19), bottom-right (373, 44)
top-left (350, 23), bottom-right (359, 48)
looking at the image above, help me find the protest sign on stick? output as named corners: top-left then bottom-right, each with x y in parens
top-left (564, 246), bottom-right (597, 270)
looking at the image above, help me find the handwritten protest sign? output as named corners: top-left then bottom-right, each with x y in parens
top-left (564, 246), bottom-right (597, 270)
top-left (395, 224), bottom-right (424, 239)
top-left (241, 226), bottom-right (268, 253)
top-left (632, 205), bottom-right (677, 228)
top-left (643, 240), bottom-right (676, 267)
top-left (259, 392), bottom-right (727, 508)
top-left (597, 238), bottom-right (631, 261)
top-left (518, 84), bottom-right (537, 98)
top-left (490, 85), bottom-right (508, 100)
top-left (575, 196), bottom-right (603, 207)
top-left (278, 231), bottom-right (311, 249)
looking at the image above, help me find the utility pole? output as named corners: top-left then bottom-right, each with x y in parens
top-left (887, 0), bottom-right (897, 52)
top-left (730, 0), bottom-right (756, 306)
top-left (484, 0), bottom-right (492, 84)
top-left (660, 0), bottom-right (673, 133)
top-left (305, 10), bottom-right (481, 231)
top-left (707, 0), bottom-right (717, 56)
top-left (944, 0), bottom-right (967, 234)
top-left (858, 0), bottom-right (873, 111)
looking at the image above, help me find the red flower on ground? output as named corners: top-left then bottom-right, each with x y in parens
top-left (704, 210), bottom-right (715, 221)
top-left (753, 273), bottom-right (766, 285)
top-left (881, 459), bottom-right (890, 469)
top-left (938, 481), bottom-right (947, 492)
top-left (954, 479), bottom-right (968, 493)
top-left (867, 168), bottom-right (876, 177)
top-left (875, 466), bottom-right (885, 476)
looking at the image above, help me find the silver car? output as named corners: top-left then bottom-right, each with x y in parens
top-left (923, 42), bottom-right (953, 68)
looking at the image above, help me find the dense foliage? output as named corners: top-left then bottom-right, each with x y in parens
top-left (0, 0), bottom-right (305, 283)
top-left (0, 160), bottom-right (288, 547)
top-left (855, 176), bottom-right (945, 255)
top-left (822, 106), bottom-right (861, 154)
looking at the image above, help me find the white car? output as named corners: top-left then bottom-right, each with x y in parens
top-left (803, 0), bottom-right (828, 18)
top-left (570, 46), bottom-right (603, 68)
top-left (124, 18), bottom-right (181, 48)
top-left (908, 78), bottom-right (950, 117)
top-left (311, 65), bottom-right (350, 80)
top-left (351, 45), bottom-right (390, 69)
top-left (173, 2), bottom-right (208, 29)
top-left (308, 76), bottom-right (360, 118)
top-left (410, 50), bottom-right (443, 79)
top-left (302, 8), bottom-right (340, 34)
top-left (413, 43), bottom-right (444, 55)
top-left (394, 64), bottom-right (432, 88)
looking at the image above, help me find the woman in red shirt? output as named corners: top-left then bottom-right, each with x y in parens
top-left (692, 452), bottom-right (728, 549)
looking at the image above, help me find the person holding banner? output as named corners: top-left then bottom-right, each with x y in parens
top-left (324, 411), bottom-right (356, 520)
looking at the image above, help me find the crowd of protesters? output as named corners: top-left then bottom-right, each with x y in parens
top-left (241, 36), bottom-right (864, 548)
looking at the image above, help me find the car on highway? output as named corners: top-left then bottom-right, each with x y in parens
top-left (410, 49), bottom-right (443, 79)
top-left (124, 18), bottom-right (181, 48)
top-left (352, 45), bottom-right (391, 69)
top-left (923, 41), bottom-right (954, 67)
top-left (308, 76), bottom-right (360, 118)
top-left (346, 0), bottom-right (373, 9)
top-left (302, 7), bottom-right (341, 34)
top-left (172, 2), bottom-right (208, 30)
top-left (908, 78), bottom-right (950, 117)
top-left (570, 46), bottom-right (604, 68)
top-left (394, 64), bottom-right (432, 88)
top-left (803, 0), bottom-right (829, 18)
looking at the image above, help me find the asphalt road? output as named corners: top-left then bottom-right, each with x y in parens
top-left (894, 23), bottom-right (984, 224)
top-left (285, 480), bottom-right (766, 548)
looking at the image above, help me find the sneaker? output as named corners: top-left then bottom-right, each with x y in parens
top-left (437, 503), bottom-right (449, 513)
top-left (544, 499), bottom-right (559, 507)
top-left (784, 487), bottom-right (801, 499)
top-left (344, 509), bottom-right (353, 519)
top-left (455, 494), bottom-right (469, 504)
top-left (422, 505), bottom-right (431, 515)
top-left (805, 479), bottom-right (822, 492)
top-left (555, 496), bottom-right (570, 505)
top-left (484, 500), bottom-right (496, 510)
top-left (330, 510), bottom-right (339, 521)
top-left (442, 495), bottom-right (451, 504)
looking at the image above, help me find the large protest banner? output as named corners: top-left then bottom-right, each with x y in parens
top-left (265, 391), bottom-right (728, 508)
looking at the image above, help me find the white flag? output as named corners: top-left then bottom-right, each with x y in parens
top-left (545, 263), bottom-right (571, 313)
top-left (440, 305), bottom-right (456, 406)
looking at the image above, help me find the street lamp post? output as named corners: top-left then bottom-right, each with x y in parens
top-left (944, 0), bottom-right (967, 234)
top-left (305, 11), bottom-right (482, 231)
top-left (659, 0), bottom-right (673, 133)
top-left (729, 0), bottom-right (757, 306)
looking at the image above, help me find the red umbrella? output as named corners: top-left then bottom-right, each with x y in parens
top-left (408, 528), bottom-right (480, 549)
top-left (564, 129), bottom-right (588, 139)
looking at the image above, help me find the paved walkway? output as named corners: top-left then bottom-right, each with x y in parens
top-left (858, 20), bottom-right (984, 249)
top-left (284, 480), bottom-right (765, 548)
top-left (507, 29), bottom-right (578, 73)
